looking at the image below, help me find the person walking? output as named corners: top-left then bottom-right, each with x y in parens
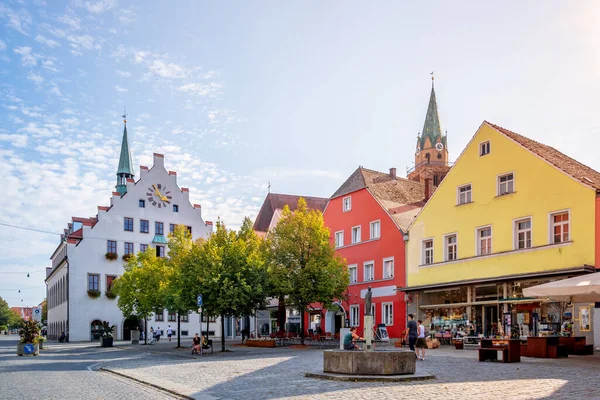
top-left (149, 327), bottom-right (155, 344)
top-left (167, 326), bottom-right (173, 342)
top-left (416, 319), bottom-right (427, 360)
top-left (156, 327), bottom-right (161, 342)
top-left (405, 314), bottom-right (418, 359)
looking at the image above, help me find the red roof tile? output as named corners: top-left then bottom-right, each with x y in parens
top-left (253, 193), bottom-right (328, 232)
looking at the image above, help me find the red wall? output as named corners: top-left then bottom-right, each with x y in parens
top-left (317, 188), bottom-right (407, 338)
top-left (596, 196), bottom-right (600, 269)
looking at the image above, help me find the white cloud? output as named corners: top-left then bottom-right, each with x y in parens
top-left (0, 133), bottom-right (27, 147)
top-left (67, 34), bottom-right (98, 54)
top-left (27, 72), bottom-right (44, 86)
top-left (58, 14), bottom-right (81, 30)
top-left (13, 46), bottom-right (39, 67)
top-left (42, 59), bottom-right (59, 73)
top-left (148, 59), bottom-right (187, 78)
top-left (35, 35), bottom-right (60, 48)
top-left (116, 70), bottom-right (131, 77)
top-left (84, 0), bottom-right (117, 14)
top-left (114, 85), bottom-right (128, 93)
top-left (177, 82), bottom-right (222, 96)
top-left (20, 122), bottom-right (59, 137)
top-left (1, 6), bottom-right (32, 35)
top-left (0, 39), bottom-right (6, 51)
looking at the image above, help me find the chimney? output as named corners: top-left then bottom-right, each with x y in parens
top-left (424, 178), bottom-right (432, 201)
top-left (389, 167), bottom-right (397, 180)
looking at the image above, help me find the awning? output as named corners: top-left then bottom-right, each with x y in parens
top-left (152, 235), bottom-right (168, 244)
top-left (523, 272), bottom-right (600, 302)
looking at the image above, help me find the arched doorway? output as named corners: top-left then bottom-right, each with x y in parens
top-left (122, 316), bottom-right (140, 341)
top-left (90, 320), bottom-right (102, 341)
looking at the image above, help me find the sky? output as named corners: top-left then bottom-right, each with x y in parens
top-left (0, 1), bottom-right (598, 307)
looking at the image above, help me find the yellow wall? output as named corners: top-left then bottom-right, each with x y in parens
top-left (407, 122), bottom-right (596, 287)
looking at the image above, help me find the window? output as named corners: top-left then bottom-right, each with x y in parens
top-left (106, 275), bottom-right (116, 291)
top-left (480, 141), bottom-right (490, 156)
top-left (551, 211), bottom-right (569, 243)
top-left (335, 231), bottom-right (344, 248)
top-left (422, 239), bottom-right (434, 265)
top-left (370, 220), bottom-right (380, 239)
top-left (124, 242), bottom-right (134, 255)
top-left (348, 265), bottom-right (357, 283)
top-left (352, 226), bottom-right (361, 244)
top-left (107, 240), bottom-right (117, 254)
top-left (186, 226), bottom-right (192, 235)
top-left (383, 257), bottom-right (394, 279)
top-left (173, 204), bottom-right (179, 212)
top-left (364, 261), bottom-right (374, 281)
top-left (343, 196), bottom-right (352, 212)
top-left (445, 234), bottom-right (457, 261)
top-left (170, 224), bottom-right (176, 234)
top-left (139, 199), bottom-right (145, 208)
top-left (155, 222), bottom-right (164, 235)
top-left (88, 274), bottom-right (99, 291)
top-left (168, 311), bottom-right (177, 322)
top-left (477, 227), bottom-right (492, 255)
top-left (382, 303), bottom-right (393, 326)
top-left (181, 313), bottom-right (188, 322)
top-left (124, 217), bottom-right (133, 231)
top-left (370, 303), bottom-right (375, 321)
top-left (155, 310), bottom-right (164, 321)
top-left (181, 330), bottom-right (188, 336)
top-left (498, 173), bottom-right (514, 195)
top-left (457, 184), bottom-right (472, 205)
top-left (350, 305), bottom-right (360, 327)
top-left (140, 244), bottom-right (148, 252)
top-left (202, 315), bottom-right (217, 322)
top-left (140, 220), bottom-right (149, 233)
top-left (156, 245), bottom-right (165, 258)
top-left (515, 218), bottom-right (532, 249)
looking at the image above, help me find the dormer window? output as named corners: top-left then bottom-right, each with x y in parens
top-left (343, 196), bottom-right (352, 212)
top-left (480, 141), bottom-right (490, 156)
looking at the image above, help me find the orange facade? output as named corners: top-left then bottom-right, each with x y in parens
top-left (321, 188), bottom-right (407, 338)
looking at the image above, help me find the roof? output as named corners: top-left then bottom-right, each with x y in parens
top-left (487, 122), bottom-right (600, 191)
top-left (331, 167), bottom-right (428, 231)
top-left (117, 123), bottom-right (134, 176)
top-left (253, 193), bottom-right (328, 232)
top-left (418, 83), bottom-right (447, 150)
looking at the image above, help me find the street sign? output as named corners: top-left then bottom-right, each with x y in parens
top-left (33, 308), bottom-right (41, 322)
top-left (198, 307), bottom-right (202, 314)
top-left (197, 294), bottom-right (203, 307)
top-left (23, 344), bottom-right (34, 354)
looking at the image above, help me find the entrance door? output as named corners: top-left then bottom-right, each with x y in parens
top-left (123, 316), bottom-right (139, 341)
top-left (484, 306), bottom-right (498, 336)
top-left (334, 315), bottom-right (342, 334)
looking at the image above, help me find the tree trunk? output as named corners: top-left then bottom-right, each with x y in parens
top-left (206, 315), bottom-right (209, 340)
top-left (277, 296), bottom-right (286, 334)
top-left (220, 314), bottom-right (226, 352)
top-left (176, 312), bottom-right (181, 348)
top-left (144, 318), bottom-right (147, 345)
top-left (300, 308), bottom-right (305, 345)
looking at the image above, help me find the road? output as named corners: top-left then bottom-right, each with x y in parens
top-left (0, 335), bottom-right (183, 400)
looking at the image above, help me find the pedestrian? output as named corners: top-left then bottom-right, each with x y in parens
top-left (156, 327), bottom-right (161, 342)
top-left (149, 327), bottom-right (155, 344)
top-left (416, 319), bottom-right (427, 360)
top-left (343, 327), bottom-right (363, 350)
top-left (191, 333), bottom-right (201, 355)
top-left (167, 325), bottom-right (173, 342)
top-left (405, 314), bottom-right (418, 359)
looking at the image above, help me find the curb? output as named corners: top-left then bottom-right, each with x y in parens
top-left (304, 371), bottom-right (436, 383)
top-left (100, 367), bottom-right (194, 399)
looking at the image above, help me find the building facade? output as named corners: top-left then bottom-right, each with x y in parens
top-left (405, 121), bottom-right (600, 345)
top-left (46, 121), bottom-right (214, 341)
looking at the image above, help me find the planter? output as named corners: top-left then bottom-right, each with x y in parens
top-left (17, 343), bottom-right (39, 356)
top-left (101, 337), bottom-right (114, 347)
top-left (454, 339), bottom-right (464, 350)
top-left (105, 291), bottom-right (117, 299)
top-left (245, 340), bottom-right (276, 348)
top-left (105, 252), bottom-right (118, 261)
top-left (87, 290), bottom-right (101, 298)
top-left (122, 254), bottom-right (133, 262)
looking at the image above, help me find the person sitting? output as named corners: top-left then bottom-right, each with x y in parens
top-left (58, 331), bottom-right (66, 343)
top-left (191, 333), bottom-right (202, 355)
top-left (343, 327), bottom-right (363, 350)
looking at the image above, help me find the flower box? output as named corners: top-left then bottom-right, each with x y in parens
top-left (105, 290), bottom-right (117, 299)
top-left (105, 252), bottom-right (118, 261)
top-left (122, 253), bottom-right (133, 261)
top-left (87, 290), bottom-right (101, 298)
top-left (245, 339), bottom-right (276, 348)
top-left (17, 342), bottom-right (39, 356)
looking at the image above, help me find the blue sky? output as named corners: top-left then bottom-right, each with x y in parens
top-left (0, 0), bottom-right (598, 307)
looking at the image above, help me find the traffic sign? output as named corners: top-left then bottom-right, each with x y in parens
top-left (23, 344), bottom-right (34, 354)
top-left (197, 294), bottom-right (203, 307)
top-left (33, 308), bottom-right (41, 322)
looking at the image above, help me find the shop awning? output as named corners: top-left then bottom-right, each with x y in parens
top-left (523, 272), bottom-right (600, 302)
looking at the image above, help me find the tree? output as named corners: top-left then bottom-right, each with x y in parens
top-left (41, 299), bottom-right (47, 324)
top-left (266, 198), bottom-right (349, 344)
top-left (193, 218), bottom-right (269, 351)
top-left (112, 249), bottom-right (168, 344)
top-left (0, 296), bottom-right (12, 327)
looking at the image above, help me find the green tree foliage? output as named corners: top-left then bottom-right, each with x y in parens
top-left (266, 198), bottom-right (349, 343)
top-left (0, 296), bottom-right (12, 327)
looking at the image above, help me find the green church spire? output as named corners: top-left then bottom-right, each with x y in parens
top-left (418, 77), bottom-right (446, 149)
top-left (116, 113), bottom-right (134, 195)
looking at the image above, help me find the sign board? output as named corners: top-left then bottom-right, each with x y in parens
top-left (197, 294), bottom-right (203, 307)
top-left (33, 308), bottom-right (41, 322)
top-left (23, 344), bottom-right (35, 354)
top-left (376, 323), bottom-right (389, 341)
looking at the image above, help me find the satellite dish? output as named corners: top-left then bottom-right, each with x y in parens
top-left (435, 142), bottom-right (444, 151)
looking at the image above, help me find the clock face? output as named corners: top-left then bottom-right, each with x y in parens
top-left (435, 142), bottom-right (444, 151)
top-left (146, 184), bottom-right (172, 208)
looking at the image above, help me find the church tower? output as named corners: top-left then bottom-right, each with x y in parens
top-left (115, 115), bottom-right (134, 195)
top-left (407, 76), bottom-right (451, 186)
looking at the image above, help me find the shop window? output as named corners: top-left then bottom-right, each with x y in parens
top-left (364, 262), bottom-right (374, 281)
top-left (550, 211), bottom-right (569, 243)
top-left (343, 196), bottom-right (352, 212)
top-left (477, 227), bottom-right (492, 255)
top-left (457, 184), bottom-right (472, 205)
top-left (422, 239), bottom-right (434, 265)
top-left (352, 226), bottom-right (361, 244)
top-left (370, 220), bottom-right (380, 239)
top-left (350, 305), bottom-right (359, 327)
top-left (515, 218), bottom-right (532, 249)
top-left (382, 303), bottom-right (393, 326)
top-left (335, 231), bottom-right (344, 248)
top-left (348, 265), bottom-right (357, 283)
top-left (383, 257), bottom-right (394, 279)
top-left (444, 234), bottom-right (457, 261)
top-left (498, 173), bottom-right (514, 195)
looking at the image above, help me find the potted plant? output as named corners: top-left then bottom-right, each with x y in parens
top-left (122, 253), bottom-right (133, 261)
top-left (105, 252), bottom-right (118, 261)
top-left (16, 319), bottom-right (40, 356)
top-left (100, 321), bottom-right (114, 347)
top-left (105, 289), bottom-right (117, 299)
top-left (38, 336), bottom-right (46, 350)
top-left (87, 289), bottom-right (101, 298)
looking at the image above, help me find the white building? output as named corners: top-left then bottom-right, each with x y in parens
top-left (46, 120), bottom-right (215, 341)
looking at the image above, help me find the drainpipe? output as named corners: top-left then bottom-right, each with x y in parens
top-left (66, 255), bottom-right (70, 343)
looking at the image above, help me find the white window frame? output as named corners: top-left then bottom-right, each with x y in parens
top-left (513, 217), bottom-right (532, 250)
top-left (351, 225), bottom-right (361, 244)
top-left (370, 303), bottom-right (376, 321)
top-left (549, 209), bottom-right (570, 244)
top-left (382, 302), bottom-right (393, 326)
top-left (343, 196), bottom-right (352, 212)
top-left (363, 261), bottom-right (374, 281)
top-left (497, 172), bottom-right (515, 196)
top-left (348, 264), bottom-right (358, 284)
top-left (421, 238), bottom-right (434, 265)
top-left (383, 257), bottom-right (394, 279)
top-left (444, 233), bottom-right (458, 261)
top-left (480, 141), bottom-right (490, 156)
top-left (335, 230), bottom-right (344, 248)
top-left (457, 184), bottom-right (472, 205)
top-left (350, 305), bottom-right (360, 327)
top-left (370, 220), bottom-right (381, 239)
top-left (476, 225), bottom-right (493, 256)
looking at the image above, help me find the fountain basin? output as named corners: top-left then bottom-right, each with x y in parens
top-left (323, 349), bottom-right (416, 375)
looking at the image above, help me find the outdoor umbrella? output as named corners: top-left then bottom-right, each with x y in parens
top-left (523, 273), bottom-right (600, 303)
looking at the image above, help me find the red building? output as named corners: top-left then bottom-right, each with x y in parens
top-left (315, 167), bottom-right (428, 339)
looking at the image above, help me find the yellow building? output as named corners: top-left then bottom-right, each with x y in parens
top-left (404, 121), bottom-right (599, 344)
